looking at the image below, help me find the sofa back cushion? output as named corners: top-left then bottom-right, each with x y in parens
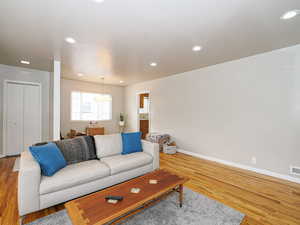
top-left (29, 143), bottom-right (67, 176)
top-left (121, 132), bottom-right (143, 155)
top-left (94, 133), bottom-right (122, 158)
top-left (55, 136), bottom-right (97, 165)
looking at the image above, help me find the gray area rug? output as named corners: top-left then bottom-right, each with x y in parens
top-left (27, 188), bottom-right (244, 225)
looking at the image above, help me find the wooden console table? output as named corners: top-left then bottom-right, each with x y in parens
top-left (86, 127), bottom-right (104, 136)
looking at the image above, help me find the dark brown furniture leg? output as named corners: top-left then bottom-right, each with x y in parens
top-left (179, 184), bottom-right (183, 207)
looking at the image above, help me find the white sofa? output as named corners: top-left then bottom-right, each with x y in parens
top-left (18, 136), bottom-right (159, 216)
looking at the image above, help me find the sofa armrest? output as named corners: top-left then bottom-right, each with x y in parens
top-left (142, 140), bottom-right (160, 170)
top-left (18, 150), bottom-right (41, 216)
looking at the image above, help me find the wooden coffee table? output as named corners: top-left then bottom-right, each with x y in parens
top-left (65, 169), bottom-right (189, 225)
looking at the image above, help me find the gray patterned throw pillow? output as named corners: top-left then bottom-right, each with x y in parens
top-left (55, 136), bottom-right (97, 165)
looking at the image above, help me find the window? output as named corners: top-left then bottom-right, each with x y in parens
top-left (71, 91), bottom-right (112, 121)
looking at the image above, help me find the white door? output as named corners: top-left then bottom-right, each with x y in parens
top-left (5, 82), bottom-right (41, 155)
top-left (6, 83), bottom-right (24, 155)
top-left (23, 85), bottom-right (41, 150)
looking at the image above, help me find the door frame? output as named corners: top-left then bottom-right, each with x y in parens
top-left (3, 80), bottom-right (42, 156)
top-left (136, 91), bottom-right (151, 134)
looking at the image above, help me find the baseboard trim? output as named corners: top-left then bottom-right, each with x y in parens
top-left (177, 149), bottom-right (300, 185)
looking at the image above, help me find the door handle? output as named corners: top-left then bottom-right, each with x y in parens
top-left (8, 121), bottom-right (17, 126)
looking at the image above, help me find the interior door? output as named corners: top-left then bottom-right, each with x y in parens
top-left (139, 93), bottom-right (149, 139)
top-left (5, 82), bottom-right (41, 155)
top-left (6, 83), bottom-right (24, 155)
top-left (23, 84), bottom-right (41, 150)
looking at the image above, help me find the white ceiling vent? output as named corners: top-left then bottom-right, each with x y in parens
top-left (290, 166), bottom-right (300, 176)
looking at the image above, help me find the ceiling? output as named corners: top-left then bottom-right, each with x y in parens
top-left (0, 0), bottom-right (300, 86)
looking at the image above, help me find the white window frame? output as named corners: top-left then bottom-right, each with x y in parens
top-left (70, 91), bottom-right (112, 122)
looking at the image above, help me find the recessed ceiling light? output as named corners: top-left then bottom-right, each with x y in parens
top-left (20, 60), bottom-right (30, 65)
top-left (65, 37), bottom-right (76, 44)
top-left (119, 80), bottom-right (124, 83)
top-left (150, 62), bottom-right (157, 67)
top-left (77, 73), bottom-right (84, 77)
top-left (281, 10), bottom-right (300, 20)
top-left (192, 46), bottom-right (202, 52)
top-left (93, 0), bottom-right (105, 3)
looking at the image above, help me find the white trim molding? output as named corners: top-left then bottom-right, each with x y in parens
top-left (177, 149), bottom-right (300, 185)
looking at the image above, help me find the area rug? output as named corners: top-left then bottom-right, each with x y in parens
top-left (13, 157), bottom-right (20, 172)
top-left (26, 188), bottom-right (244, 225)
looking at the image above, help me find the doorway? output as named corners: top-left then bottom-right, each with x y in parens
top-left (3, 80), bottom-right (42, 156)
top-left (138, 92), bottom-right (150, 139)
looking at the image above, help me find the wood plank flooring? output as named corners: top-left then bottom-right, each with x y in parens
top-left (160, 153), bottom-right (300, 225)
top-left (1, 153), bottom-right (300, 225)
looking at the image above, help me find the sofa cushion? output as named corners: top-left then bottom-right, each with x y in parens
top-left (54, 136), bottom-right (97, 165)
top-left (101, 152), bottom-right (153, 175)
top-left (121, 132), bottom-right (142, 155)
top-left (94, 134), bottom-right (122, 158)
top-left (40, 160), bottom-right (110, 195)
top-left (29, 143), bottom-right (67, 176)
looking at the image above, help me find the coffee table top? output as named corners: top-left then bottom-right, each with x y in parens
top-left (65, 169), bottom-right (188, 225)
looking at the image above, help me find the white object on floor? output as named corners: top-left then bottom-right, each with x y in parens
top-left (13, 157), bottom-right (20, 172)
top-left (163, 145), bottom-right (177, 154)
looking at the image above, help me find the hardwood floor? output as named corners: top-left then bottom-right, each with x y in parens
top-left (0, 156), bottom-right (64, 225)
top-left (160, 153), bottom-right (300, 225)
top-left (1, 153), bottom-right (300, 225)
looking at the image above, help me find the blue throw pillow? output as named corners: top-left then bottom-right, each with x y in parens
top-left (29, 143), bottom-right (67, 176)
top-left (121, 132), bottom-right (143, 155)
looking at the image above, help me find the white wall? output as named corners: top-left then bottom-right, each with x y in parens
top-left (60, 79), bottom-right (124, 136)
top-left (0, 64), bottom-right (50, 156)
top-left (125, 44), bottom-right (300, 178)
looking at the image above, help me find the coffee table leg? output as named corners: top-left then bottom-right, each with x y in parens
top-left (179, 184), bottom-right (183, 208)
top-left (19, 216), bottom-right (24, 225)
